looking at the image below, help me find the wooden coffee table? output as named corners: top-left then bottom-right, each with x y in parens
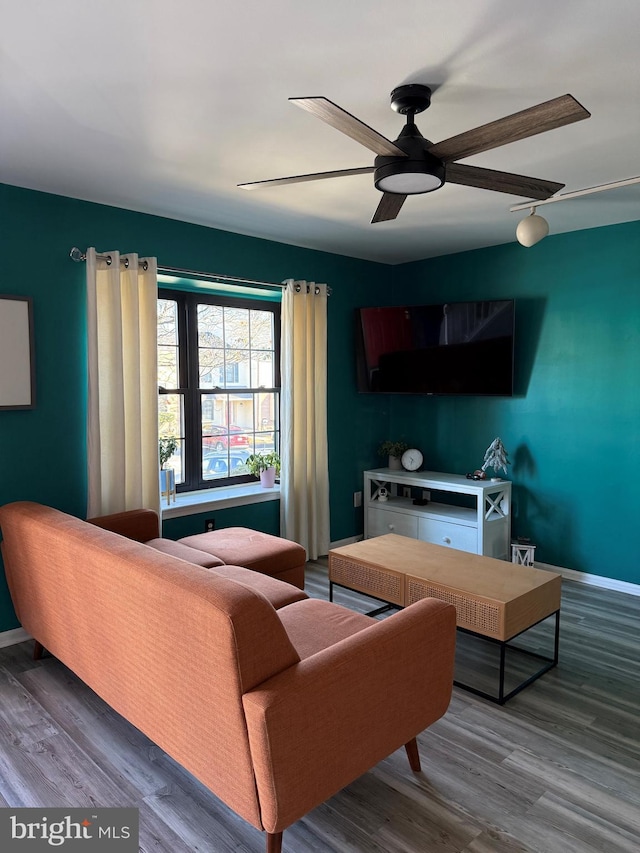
top-left (328, 534), bottom-right (561, 704)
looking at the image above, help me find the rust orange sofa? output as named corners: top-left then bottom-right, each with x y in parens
top-left (0, 501), bottom-right (457, 853)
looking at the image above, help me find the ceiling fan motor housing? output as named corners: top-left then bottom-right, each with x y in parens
top-left (389, 84), bottom-right (433, 115)
top-left (374, 123), bottom-right (445, 195)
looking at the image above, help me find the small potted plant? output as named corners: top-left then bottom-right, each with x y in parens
top-left (159, 437), bottom-right (178, 503)
top-left (377, 440), bottom-right (409, 471)
top-left (245, 451), bottom-right (281, 488)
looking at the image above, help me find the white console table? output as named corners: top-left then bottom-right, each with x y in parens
top-left (364, 468), bottom-right (511, 560)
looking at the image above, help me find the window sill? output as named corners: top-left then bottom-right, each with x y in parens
top-left (161, 482), bottom-right (280, 519)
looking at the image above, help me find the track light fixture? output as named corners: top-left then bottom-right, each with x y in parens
top-left (511, 175), bottom-right (640, 247)
top-left (516, 207), bottom-right (549, 247)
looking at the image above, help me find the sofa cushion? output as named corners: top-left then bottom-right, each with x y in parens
top-left (212, 565), bottom-right (308, 609)
top-left (277, 598), bottom-right (373, 659)
top-left (145, 538), bottom-right (225, 568)
top-left (178, 528), bottom-right (306, 576)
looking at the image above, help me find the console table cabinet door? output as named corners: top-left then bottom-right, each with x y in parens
top-left (367, 507), bottom-right (419, 539)
top-left (418, 517), bottom-right (477, 553)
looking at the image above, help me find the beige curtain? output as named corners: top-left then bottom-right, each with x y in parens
top-left (280, 280), bottom-right (330, 558)
top-left (86, 248), bottom-right (159, 518)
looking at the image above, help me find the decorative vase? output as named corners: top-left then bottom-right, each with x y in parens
top-left (260, 467), bottom-right (276, 488)
top-left (160, 468), bottom-right (176, 504)
top-left (389, 455), bottom-right (403, 470)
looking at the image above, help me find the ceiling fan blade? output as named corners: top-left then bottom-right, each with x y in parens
top-left (429, 94), bottom-right (591, 162)
top-left (446, 163), bottom-right (564, 199)
top-left (238, 166), bottom-right (375, 190)
top-left (290, 96), bottom-right (406, 157)
top-left (371, 193), bottom-right (407, 223)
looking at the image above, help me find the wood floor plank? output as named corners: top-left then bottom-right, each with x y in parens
top-left (503, 749), bottom-right (640, 830)
top-left (463, 826), bottom-right (535, 852)
top-left (526, 791), bottom-right (640, 853)
top-left (0, 665), bottom-right (59, 747)
top-left (135, 800), bottom-right (195, 853)
top-left (0, 559), bottom-right (638, 852)
top-left (18, 662), bottom-right (173, 798)
top-left (369, 757), bottom-right (486, 850)
top-left (0, 730), bottom-right (139, 808)
top-left (144, 781), bottom-right (261, 853)
top-left (458, 700), bottom-right (640, 792)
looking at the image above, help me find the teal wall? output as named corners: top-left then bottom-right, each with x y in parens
top-left (0, 181), bottom-right (638, 631)
top-left (162, 501), bottom-right (281, 541)
top-left (394, 221), bottom-right (640, 584)
top-left (0, 183), bottom-right (391, 631)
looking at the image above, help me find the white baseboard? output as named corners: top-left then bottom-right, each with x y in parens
top-left (535, 561), bottom-right (640, 597)
top-left (0, 627), bottom-right (31, 649)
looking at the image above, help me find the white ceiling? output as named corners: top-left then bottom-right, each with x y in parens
top-left (2, 0), bottom-right (639, 264)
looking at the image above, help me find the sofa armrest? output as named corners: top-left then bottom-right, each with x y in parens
top-left (242, 597), bottom-right (456, 834)
top-left (87, 508), bottom-right (160, 542)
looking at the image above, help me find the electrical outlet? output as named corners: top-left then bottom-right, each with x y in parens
top-left (205, 518), bottom-right (215, 532)
top-left (422, 490), bottom-right (431, 501)
top-left (353, 491), bottom-right (362, 508)
top-left (403, 487), bottom-right (411, 498)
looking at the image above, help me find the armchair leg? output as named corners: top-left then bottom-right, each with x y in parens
top-left (266, 831), bottom-right (283, 853)
top-left (33, 641), bottom-right (45, 661)
top-left (405, 737), bottom-right (421, 772)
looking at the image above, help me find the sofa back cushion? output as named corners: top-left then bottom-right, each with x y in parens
top-left (0, 501), bottom-right (300, 830)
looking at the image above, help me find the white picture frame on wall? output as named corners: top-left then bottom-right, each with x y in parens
top-left (0, 295), bottom-right (36, 410)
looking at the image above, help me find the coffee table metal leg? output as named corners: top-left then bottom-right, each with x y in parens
top-left (365, 603), bottom-right (398, 617)
top-left (454, 610), bottom-right (560, 704)
top-left (498, 642), bottom-right (507, 705)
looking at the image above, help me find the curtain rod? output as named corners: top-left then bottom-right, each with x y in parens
top-left (69, 247), bottom-right (287, 292)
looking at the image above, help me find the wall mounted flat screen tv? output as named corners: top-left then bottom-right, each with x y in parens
top-left (356, 299), bottom-right (515, 396)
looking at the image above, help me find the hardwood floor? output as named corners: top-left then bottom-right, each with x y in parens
top-left (1, 560), bottom-right (639, 852)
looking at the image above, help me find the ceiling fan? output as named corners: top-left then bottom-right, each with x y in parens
top-left (238, 84), bottom-right (590, 223)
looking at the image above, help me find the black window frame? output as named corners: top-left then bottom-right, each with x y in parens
top-left (158, 287), bottom-right (281, 492)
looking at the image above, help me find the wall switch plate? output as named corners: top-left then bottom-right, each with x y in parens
top-left (205, 519), bottom-right (215, 532)
top-left (353, 491), bottom-right (362, 507)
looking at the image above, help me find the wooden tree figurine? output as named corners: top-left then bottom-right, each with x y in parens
top-left (482, 437), bottom-right (510, 478)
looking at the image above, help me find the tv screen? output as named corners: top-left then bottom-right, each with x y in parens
top-left (356, 299), bottom-right (515, 396)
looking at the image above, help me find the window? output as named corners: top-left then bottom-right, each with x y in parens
top-left (158, 288), bottom-right (280, 491)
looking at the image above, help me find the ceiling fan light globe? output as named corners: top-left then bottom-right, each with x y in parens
top-left (516, 213), bottom-right (549, 247)
top-left (374, 155), bottom-right (445, 196)
top-left (376, 172), bottom-right (443, 194)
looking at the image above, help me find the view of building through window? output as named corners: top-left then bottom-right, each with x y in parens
top-left (158, 290), bottom-right (280, 490)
